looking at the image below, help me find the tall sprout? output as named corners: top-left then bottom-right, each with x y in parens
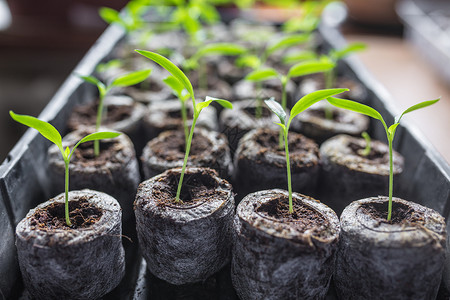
top-left (264, 88), bottom-right (348, 213)
top-left (327, 96), bottom-right (439, 221)
top-left (136, 50), bottom-right (232, 202)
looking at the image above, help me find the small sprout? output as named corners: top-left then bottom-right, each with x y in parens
top-left (327, 96), bottom-right (440, 221)
top-left (99, 0), bottom-right (149, 33)
top-left (10, 111), bottom-right (120, 226)
top-left (264, 88), bottom-right (349, 213)
top-left (361, 131), bottom-right (371, 157)
top-left (76, 69), bottom-right (151, 156)
top-left (136, 49), bottom-right (233, 203)
top-left (246, 58), bottom-right (335, 147)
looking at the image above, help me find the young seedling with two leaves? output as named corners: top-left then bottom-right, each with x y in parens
top-left (99, 0), bottom-right (149, 34)
top-left (327, 96), bottom-right (440, 221)
top-left (10, 112), bottom-right (120, 226)
top-left (77, 68), bottom-right (151, 156)
top-left (246, 58), bottom-right (335, 147)
top-left (264, 88), bottom-right (348, 213)
top-left (135, 49), bottom-right (233, 202)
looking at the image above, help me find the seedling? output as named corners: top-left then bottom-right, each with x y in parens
top-left (246, 58), bottom-right (335, 147)
top-left (136, 49), bottom-right (232, 202)
top-left (99, 0), bottom-right (149, 33)
top-left (327, 96), bottom-right (439, 221)
top-left (264, 88), bottom-right (348, 213)
top-left (361, 131), bottom-right (371, 157)
top-left (10, 111), bottom-right (120, 226)
top-left (77, 68), bottom-right (151, 156)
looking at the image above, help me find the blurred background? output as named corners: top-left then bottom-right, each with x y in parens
top-left (0, 0), bottom-right (449, 163)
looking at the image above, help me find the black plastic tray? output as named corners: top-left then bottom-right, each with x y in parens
top-left (1, 16), bottom-right (449, 299)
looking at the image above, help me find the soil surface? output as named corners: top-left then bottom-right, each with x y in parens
top-left (150, 131), bottom-right (213, 161)
top-left (243, 106), bottom-right (272, 118)
top-left (307, 107), bottom-right (352, 124)
top-left (257, 194), bottom-right (329, 235)
top-left (69, 101), bottom-right (133, 127)
top-left (151, 169), bottom-right (227, 207)
top-left (72, 140), bottom-right (124, 166)
top-left (360, 201), bottom-right (425, 225)
top-left (348, 142), bottom-right (387, 161)
top-left (29, 197), bottom-right (102, 230)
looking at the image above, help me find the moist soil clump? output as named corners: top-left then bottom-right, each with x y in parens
top-left (151, 131), bottom-right (213, 162)
top-left (29, 198), bottom-right (102, 230)
top-left (348, 142), bottom-right (387, 161)
top-left (72, 140), bottom-right (124, 165)
top-left (360, 201), bottom-right (425, 225)
top-left (69, 101), bottom-right (133, 127)
top-left (257, 195), bottom-right (329, 234)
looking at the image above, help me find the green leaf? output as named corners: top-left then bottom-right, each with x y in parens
top-left (265, 97), bottom-right (286, 125)
top-left (395, 98), bottom-right (440, 123)
top-left (99, 7), bottom-right (121, 24)
top-left (163, 75), bottom-right (186, 100)
top-left (266, 34), bottom-right (310, 56)
top-left (76, 74), bottom-right (107, 99)
top-left (196, 96), bottom-right (232, 113)
top-left (136, 50), bottom-right (194, 101)
top-left (198, 3), bottom-right (219, 24)
top-left (287, 59), bottom-right (335, 79)
top-left (245, 68), bottom-right (279, 82)
top-left (195, 43), bottom-right (247, 59)
top-left (96, 59), bottom-right (122, 74)
top-left (332, 42), bottom-right (367, 61)
top-left (236, 54), bottom-right (261, 69)
top-left (289, 89), bottom-right (349, 124)
top-left (10, 111), bottom-right (63, 153)
top-left (327, 97), bottom-right (384, 122)
top-left (388, 123), bottom-right (399, 138)
top-left (111, 69), bottom-right (152, 87)
top-left (282, 50), bottom-right (317, 64)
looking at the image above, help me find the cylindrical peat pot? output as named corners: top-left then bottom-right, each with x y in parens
top-left (289, 101), bottom-right (369, 144)
top-left (141, 127), bottom-right (232, 180)
top-left (48, 128), bottom-right (140, 222)
top-left (335, 196), bottom-right (447, 300)
top-left (234, 128), bottom-right (320, 201)
top-left (319, 134), bottom-right (404, 215)
top-left (142, 99), bottom-right (218, 142)
top-left (134, 167), bottom-right (235, 285)
top-left (15, 189), bottom-right (125, 300)
top-left (232, 189), bottom-right (340, 300)
top-left (67, 94), bottom-right (148, 155)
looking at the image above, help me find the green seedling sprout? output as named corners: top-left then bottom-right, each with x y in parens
top-left (264, 88), bottom-right (348, 213)
top-left (136, 49), bottom-right (233, 202)
top-left (327, 96), bottom-right (440, 221)
top-left (361, 131), bottom-right (371, 157)
top-left (246, 58), bottom-right (335, 148)
top-left (10, 111), bottom-right (120, 226)
top-left (77, 69), bottom-right (151, 156)
top-left (183, 42), bottom-right (247, 90)
top-left (99, 0), bottom-right (149, 33)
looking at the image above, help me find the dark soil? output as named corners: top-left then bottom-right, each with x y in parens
top-left (29, 197), bottom-right (102, 230)
top-left (152, 169), bottom-right (227, 207)
top-left (361, 202), bottom-right (425, 225)
top-left (151, 131), bottom-right (213, 161)
top-left (70, 101), bottom-right (133, 127)
top-left (348, 142), bottom-right (387, 161)
top-left (243, 106), bottom-right (272, 118)
top-left (167, 109), bottom-right (193, 120)
top-left (72, 140), bottom-right (124, 166)
top-left (257, 195), bottom-right (329, 234)
top-left (255, 129), bottom-right (318, 155)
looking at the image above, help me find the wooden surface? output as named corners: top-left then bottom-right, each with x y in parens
top-left (344, 33), bottom-right (450, 163)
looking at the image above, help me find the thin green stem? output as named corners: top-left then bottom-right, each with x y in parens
top-left (284, 128), bottom-right (293, 214)
top-left (361, 132), bottom-right (371, 156)
top-left (175, 115), bottom-right (198, 202)
top-left (255, 82), bottom-right (263, 119)
top-left (64, 160), bottom-right (72, 226)
top-left (279, 80), bottom-right (287, 149)
top-left (180, 101), bottom-right (189, 146)
top-left (325, 69), bottom-right (334, 89)
top-left (94, 95), bottom-right (105, 156)
top-left (387, 137), bottom-right (393, 221)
